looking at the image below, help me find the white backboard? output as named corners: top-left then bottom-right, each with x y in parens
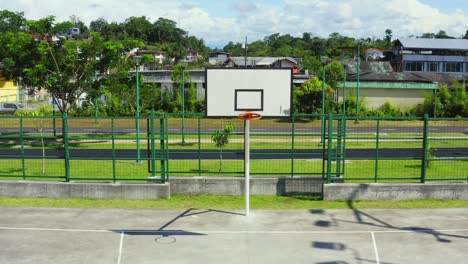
top-left (205, 68), bottom-right (292, 117)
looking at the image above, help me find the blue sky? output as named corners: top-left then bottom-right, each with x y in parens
top-left (1, 0), bottom-right (467, 47)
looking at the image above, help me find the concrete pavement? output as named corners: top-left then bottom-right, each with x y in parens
top-left (0, 207), bottom-right (467, 264)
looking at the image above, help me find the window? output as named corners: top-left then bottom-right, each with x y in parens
top-left (443, 62), bottom-right (463, 73)
top-left (404, 62), bottom-right (423, 72)
top-left (427, 62), bottom-right (439, 72)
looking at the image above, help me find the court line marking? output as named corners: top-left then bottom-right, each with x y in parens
top-left (117, 232), bottom-right (124, 264)
top-left (371, 232), bottom-right (380, 264)
top-left (1, 226), bottom-right (468, 235)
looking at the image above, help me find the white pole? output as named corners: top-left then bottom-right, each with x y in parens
top-left (244, 119), bottom-right (250, 216)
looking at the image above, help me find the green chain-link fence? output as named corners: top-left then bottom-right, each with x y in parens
top-left (0, 113), bottom-right (467, 183)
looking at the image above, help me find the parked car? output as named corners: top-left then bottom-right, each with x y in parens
top-left (0, 102), bottom-right (24, 114)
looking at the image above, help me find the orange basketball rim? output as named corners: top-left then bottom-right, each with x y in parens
top-left (237, 112), bottom-right (262, 121)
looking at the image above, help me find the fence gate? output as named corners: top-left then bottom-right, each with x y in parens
top-left (323, 114), bottom-right (347, 184)
top-left (146, 112), bottom-right (169, 182)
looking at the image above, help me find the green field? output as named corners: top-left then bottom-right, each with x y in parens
top-left (1, 158), bottom-right (466, 183)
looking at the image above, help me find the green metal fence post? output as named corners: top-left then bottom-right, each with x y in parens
top-left (111, 118), bottom-right (116, 183)
top-left (150, 110), bottom-right (156, 177)
top-left (160, 116), bottom-right (166, 182)
top-left (291, 114), bottom-right (295, 178)
top-left (20, 116), bottom-right (26, 180)
top-left (327, 114), bottom-right (333, 184)
top-left (62, 113), bottom-right (70, 182)
top-left (374, 118), bottom-right (380, 183)
top-left (198, 115), bottom-right (201, 176)
top-left (421, 114), bottom-right (429, 183)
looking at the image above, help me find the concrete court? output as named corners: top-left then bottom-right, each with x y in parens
top-left (0, 207), bottom-right (467, 264)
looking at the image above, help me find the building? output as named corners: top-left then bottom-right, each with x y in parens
top-left (208, 52), bottom-right (230, 65)
top-left (225, 56), bottom-right (299, 69)
top-left (135, 50), bottom-right (167, 64)
top-left (337, 61), bottom-right (438, 109)
top-left (365, 48), bottom-right (392, 61)
top-left (392, 38), bottom-right (468, 75)
top-left (0, 78), bottom-right (19, 102)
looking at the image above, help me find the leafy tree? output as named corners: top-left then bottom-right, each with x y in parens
top-left (0, 31), bottom-right (39, 82)
top-left (293, 77), bottom-right (331, 114)
top-left (324, 60), bottom-right (345, 90)
top-left (385, 29), bottom-right (392, 43)
top-left (15, 105), bottom-right (53, 174)
top-left (211, 123), bottom-right (236, 173)
top-left (152, 17), bottom-right (187, 43)
top-left (0, 10), bottom-right (26, 32)
top-left (464, 30), bottom-right (468, 39)
top-left (25, 33), bottom-right (123, 113)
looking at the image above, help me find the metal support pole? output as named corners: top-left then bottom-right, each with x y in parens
top-left (181, 65), bottom-right (186, 144)
top-left (111, 118), bottom-right (116, 183)
top-left (291, 114), bottom-right (295, 178)
top-left (326, 114), bottom-right (333, 184)
top-left (244, 119), bottom-right (250, 216)
top-left (136, 63), bottom-right (141, 164)
top-left (63, 113), bottom-right (70, 182)
top-left (20, 116), bottom-right (26, 180)
top-left (356, 44), bottom-right (361, 117)
top-left (150, 110), bottom-right (156, 177)
top-left (321, 62), bottom-right (326, 144)
top-left (374, 118), bottom-right (380, 183)
top-left (421, 114), bottom-right (429, 183)
top-left (342, 65), bottom-right (347, 115)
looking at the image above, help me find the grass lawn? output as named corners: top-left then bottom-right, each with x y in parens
top-left (0, 195), bottom-right (467, 210)
top-left (0, 158), bottom-right (466, 183)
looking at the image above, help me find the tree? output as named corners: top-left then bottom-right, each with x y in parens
top-left (293, 77), bottom-right (328, 114)
top-left (0, 10), bottom-right (26, 32)
top-left (0, 31), bottom-right (40, 82)
top-left (385, 29), bottom-right (392, 43)
top-left (15, 105), bottom-right (53, 174)
top-left (25, 33), bottom-right (123, 113)
top-left (464, 30), bottom-right (468, 39)
top-left (211, 123), bottom-right (236, 173)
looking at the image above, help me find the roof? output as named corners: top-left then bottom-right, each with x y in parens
top-left (396, 38), bottom-right (468, 51)
top-left (345, 61), bottom-right (394, 75)
top-left (228, 57), bottom-right (298, 67)
top-left (345, 61), bottom-right (435, 83)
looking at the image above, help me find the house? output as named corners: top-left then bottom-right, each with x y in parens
top-left (365, 48), bottom-right (392, 61)
top-left (0, 78), bottom-right (19, 102)
top-left (225, 57), bottom-right (299, 69)
top-left (179, 48), bottom-right (203, 63)
top-left (392, 38), bottom-right (468, 75)
top-left (135, 50), bottom-right (167, 63)
top-left (337, 61), bottom-right (438, 109)
top-left (208, 52), bottom-right (230, 65)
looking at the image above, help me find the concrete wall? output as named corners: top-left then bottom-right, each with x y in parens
top-left (168, 177), bottom-right (323, 195)
top-left (0, 181), bottom-right (170, 199)
top-left (323, 183), bottom-right (468, 201)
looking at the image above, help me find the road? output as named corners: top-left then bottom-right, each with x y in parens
top-left (1, 148), bottom-right (467, 160)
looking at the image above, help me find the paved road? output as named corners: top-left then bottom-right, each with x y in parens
top-left (0, 207), bottom-right (467, 264)
top-left (1, 148), bottom-right (467, 160)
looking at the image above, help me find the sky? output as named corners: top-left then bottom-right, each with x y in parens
top-left (1, 0), bottom-right (467, 48)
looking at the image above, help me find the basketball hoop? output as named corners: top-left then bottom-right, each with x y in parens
top-left (237, 112), bottom-right (262, 121)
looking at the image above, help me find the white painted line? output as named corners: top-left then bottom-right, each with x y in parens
top-left (382, 129), bottom-right (396, 131)
top-left (1, 226), bottom-right (468, 235)
top-left (252, 129), bottom-right (265, 131)
top-left (117, 232), bottom-right (124, 264)
top-left (371, 232), bottom-right (380, 264)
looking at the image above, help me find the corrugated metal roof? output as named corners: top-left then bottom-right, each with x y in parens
top-left (398, 38), bottom-right (468, 51)
top-left (229, 57), bottom-right (298, 66)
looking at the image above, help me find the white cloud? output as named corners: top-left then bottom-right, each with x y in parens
top-left (2, 0), bottom-right (467, 46)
